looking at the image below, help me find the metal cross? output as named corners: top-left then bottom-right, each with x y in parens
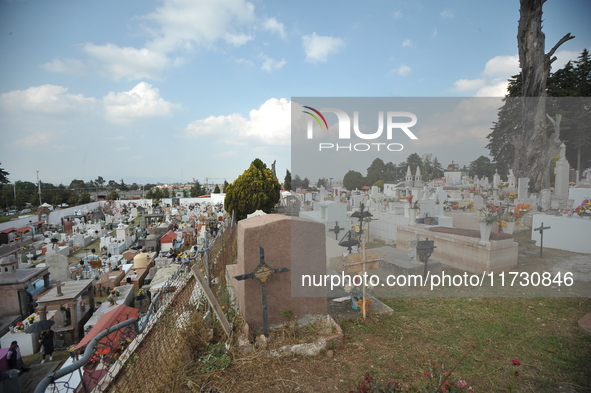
top-left (534, 222), bottom-right (551, 258)
top-left (338, 230), bottom-right (360, 254)
top-left (351, 203), bottom-right (373, 235)
top-left (233, 246), bottom-right (289, 337)
top-left (416, 238), bottom-right (436, 279)
top-left (329, 221), bottom-right (344, 240)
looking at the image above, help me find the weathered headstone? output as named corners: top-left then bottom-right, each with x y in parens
top-left (47, 254), bottom-right (70, 282)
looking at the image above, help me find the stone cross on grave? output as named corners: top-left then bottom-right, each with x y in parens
top-left (233, 246), bottom-right (289, 337)
top-left (329, 221), bottom-right (344, 240)
top-left (534, 222), bottom-right (551, 258)
top-left (54, 280), bottom-right (64, 297)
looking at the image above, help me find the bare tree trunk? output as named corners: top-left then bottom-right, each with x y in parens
top-left (513, 0), bottom-right (574, 192)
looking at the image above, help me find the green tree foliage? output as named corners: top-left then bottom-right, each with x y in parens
top-left (190, 180), bottom-right (205, 197)
top-left (316, 178), bottom-right (328, 189)
top-left (343, 170), bottom-right (365, 191)
top-left (223, 180), bottom-right (229, 192)
top-left (95, 176), bottom-right (105, 190)
top-left (145, 189), bottom-right (154, 199)
top-left (161, 188), bottom-right (170, 198)
top-left (119, 179), bottom-right (129, 191)
top-left (421, 154), bottom-right (445, 181)
top-left (284, 170), bottom-right (291, 191)
top-left (107, 190), bottom-right (119, 200)
top-left (224, 158), bottom-right (281, 220)
top-left (469, 156), bottom-right (496, 179)
top-left (366, 158), bottom-right (393, 185)
top-left (487, 50), bottom-right (591, 175)
top-left (214, 184), bottom-right (221, 193)
top-left (80, 192), bottom-right (91, 204)
top-left (0, 163), bottom-right (9, 185)
top-left (373, 180), bottom-right (384, 192)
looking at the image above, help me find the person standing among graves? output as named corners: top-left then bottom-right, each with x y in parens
top-left (6, 341), bottom-right (29, 372)
top-left (39, 328), bottom-right (55, 363)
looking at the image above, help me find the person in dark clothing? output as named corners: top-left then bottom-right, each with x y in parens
top-left (39, 328), bottom-right (55, 363)
top-left (6, 341), bottom-right (29, 372)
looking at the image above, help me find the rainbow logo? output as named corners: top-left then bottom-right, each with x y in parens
top-left (302, 106), bottom-right (328, 130)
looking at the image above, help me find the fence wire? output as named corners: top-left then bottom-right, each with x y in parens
top-left (36, 216), bottom-right (237, 393)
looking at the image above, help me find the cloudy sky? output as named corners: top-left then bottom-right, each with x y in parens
top-left (0, 0), bottom-right (589, 185)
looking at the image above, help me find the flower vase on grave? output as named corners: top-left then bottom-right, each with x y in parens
top-left (350, 296), bottom-right (361, 310)
top-left (505, 221), bottom-right (516, 235)
top-left (408, 209), bottom-right (418, 226)
top-left (478, 221), bottom-right (492, 245)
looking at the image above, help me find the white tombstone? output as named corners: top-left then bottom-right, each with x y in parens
top-left (554, 143), bottom-right (570, 200)
top-left (518, 178), bottom-right (529, 200)
top-left (47, 254), bottom-right (70, 282)
top-left (418, 199), bottom-right (436, 218)
top-left (473, 195), bottom-right (484, 211)
top-left (493, 169), bottom-right (501, 189)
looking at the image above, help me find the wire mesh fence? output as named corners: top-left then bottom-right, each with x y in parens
top-left (36, 216), bottom-right (237, 393)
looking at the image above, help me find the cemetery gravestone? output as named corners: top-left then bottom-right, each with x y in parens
top-left (518, 178), bottom-right (529, 200)
top-left (47, 254), bottom-right (70, 282)
top-left (229, 215), bottom-right (327, 331)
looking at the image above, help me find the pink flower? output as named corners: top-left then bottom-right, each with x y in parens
top-left (456, 380), bottom-right (467, 388)
top-left (512, 359), bottom-right (521, 365)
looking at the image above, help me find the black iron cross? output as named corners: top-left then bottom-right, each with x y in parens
top-left (351, 203), bottom-right (373, 235)
top-left (329, 221), bottom-right (343, 240)
top-left (338, 230), bottom-right (360, 254)
top-left (534, 222), bottom-right (551, 258)
top-left (234, 246), bottom-right (289, 337)
top-left (416, 238), bottom-right (436, 279)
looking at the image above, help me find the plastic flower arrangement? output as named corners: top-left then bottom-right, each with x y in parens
top-left (480, 202), bottom-right (501, 224)
top-left (406, 195), bottom-right (419, 209)
top-left (574, 198), bottom-right (591, 217)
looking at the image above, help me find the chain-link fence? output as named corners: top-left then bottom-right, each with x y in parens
top-left (36, 216), bottom-right (237, 393)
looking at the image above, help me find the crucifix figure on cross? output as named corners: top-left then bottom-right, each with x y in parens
top-left (534, 222), bottom-right (551, 258)
top-left (233, 246), bottom-right (289, 337)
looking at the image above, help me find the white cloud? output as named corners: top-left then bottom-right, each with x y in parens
top-left (0, 84), bottom-right (95, 114)
top-left (302, 33), bottom-right (344, 63)
top-left (82, 43), bottom-right (182, 81)
top-left (402, 39), bottom-right (414, 47)
top-left (234, 58), bottom-right (255, 67)
top-left (260, 54), bottom-right (286, 72)
top-left (41, 58), bottom-right (87, 75)
top-left (11, 131), bottom-right (53, 147)
top-left (474, 80), bottom-right (510, 97)
top-left (393, 10), bottom-right (402, 19)
top-left (103, 82), bottom-right (180, 124)
top-left (184, 97), bottom-right (291, 145)
top-left (143, 0), bottom-right (257, 52)
top-left (432, 28), bottom-right (438, 38)
top-left (453, 79), bottom-right (486, 92)
top-left (262, 17), bottom-right (286, 40)
top-left (43, 0), bottom-right (260, 80)
top-left (389, 64), bottom-right (411, 76)
top-left (440, 10), bottom-right (454, 19)
top-left (115, 147), bottom-right (130, 151)
top-left (223, 32), bottom-right (254, 47)
top-left (482, 55), bottom-right (519, 77)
